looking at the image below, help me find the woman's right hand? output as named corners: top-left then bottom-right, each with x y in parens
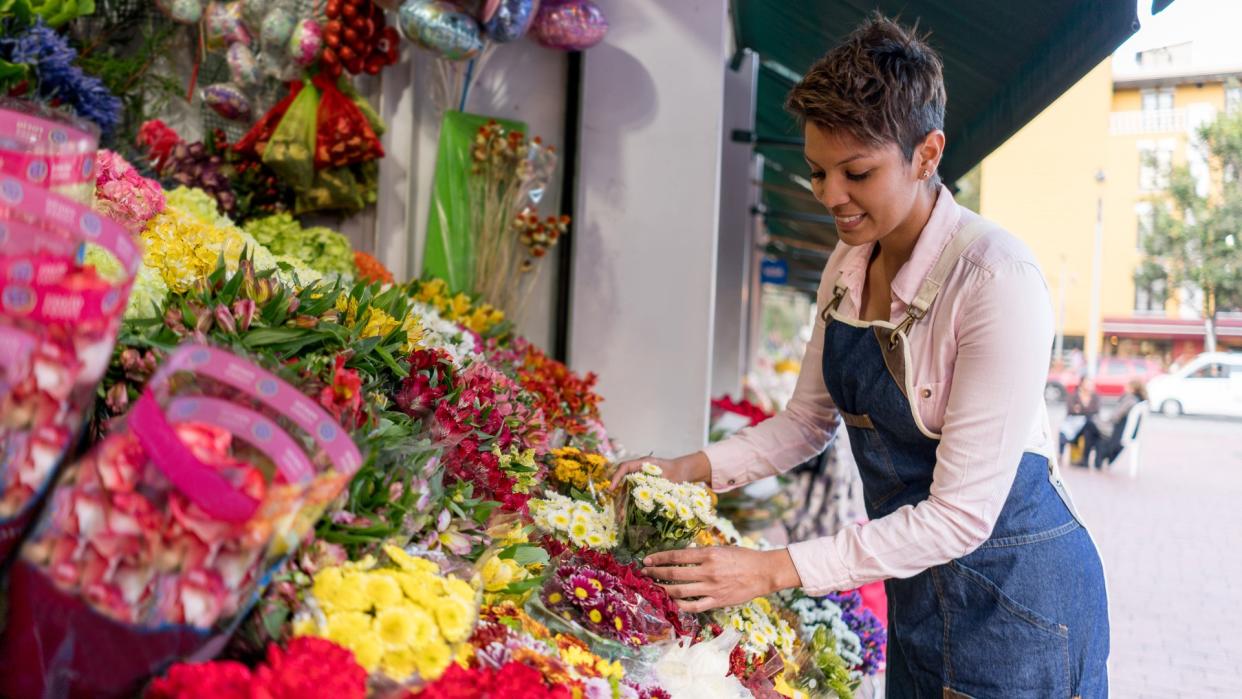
top-left (609, 451), bottom-right (711, 491)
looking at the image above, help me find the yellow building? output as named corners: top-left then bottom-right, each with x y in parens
top-left (979, 46), bottom-right (1242, 364)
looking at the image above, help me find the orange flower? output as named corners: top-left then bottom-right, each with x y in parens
top-left (353, 250), bottom-right (394, 284)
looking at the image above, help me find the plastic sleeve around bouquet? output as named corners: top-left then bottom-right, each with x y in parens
top-left (0, 100), bottom-right (100, 203)
top-left (0, 176), bottom-right (139, 566)
top-left (0, 343), bottom-right (362, 699)
top-left (524, 550), bottom-right (673, 664)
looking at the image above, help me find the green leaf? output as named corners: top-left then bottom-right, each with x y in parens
top-left (471, 500), bottom-right (500, 524)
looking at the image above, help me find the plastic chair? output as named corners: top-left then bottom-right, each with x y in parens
top-left (1115, 401), bottom-right (1148, 478)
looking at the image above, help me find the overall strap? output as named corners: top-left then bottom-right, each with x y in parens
top-left (819, 273), bottom-right (850, 322)
top-left (891, 220), bottom-right (992, 339)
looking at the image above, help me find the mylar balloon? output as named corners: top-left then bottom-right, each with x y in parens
top-left (531, 0), bottom-right (606, 51)
top-left (483, 0), bottom-right (538, 42)
top-left (154, 0), bottom-right (203, 24)
top-left (287, 18), bottom-right (323, 67)
top-left (204, 1), bottom-right (251, 48)
top-left (203, 83), bottom-right (253, 121)
top-left (260, 7), bottom-right (297, 52)
top-left (227, 42), bottom-right (260, 85)
top-left (397, 0), bottom-right (484, 61)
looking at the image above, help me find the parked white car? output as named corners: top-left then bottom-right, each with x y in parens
top-left (1147, 352), bottom-right (1242, 418)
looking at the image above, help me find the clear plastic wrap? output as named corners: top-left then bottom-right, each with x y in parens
top-left (0, 176), bottom-right (138, 566)
top-left (0, 100), bottom-right (99, 204)
top-left (0, 343), bottom-right (362, 699)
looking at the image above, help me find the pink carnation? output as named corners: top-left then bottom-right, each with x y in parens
top-left (93, 149), bottom-right (166, 233)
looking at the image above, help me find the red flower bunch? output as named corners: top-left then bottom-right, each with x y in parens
top-left (354, 250), bottom-right (394, 284)
top-left (573, 548), bottom-right (696, 638)
top-left (318, 355), bottom-right (365, 430)
top-left (137, 119), bottom-right (182, 173)
top-left (396, 349), bottom-right (545, 512)
top-left (417, 661), bottom-right (572, 699)
top-left (487, 338), bottom-right (601, 436)
top-left (147, 637), bottom-right (366, 699)
top-left (254, 637), bottom-right (368, 699)
top-left (711, 395), bottom-right (772, 427)
top-left (394, 348), bottom-right (455, 420)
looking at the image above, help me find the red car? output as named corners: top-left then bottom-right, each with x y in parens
top-left (1046, 357), bottom-right (1164, 402)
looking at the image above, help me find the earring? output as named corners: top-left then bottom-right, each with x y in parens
top-left (920, 169), bottom-right (930, 180)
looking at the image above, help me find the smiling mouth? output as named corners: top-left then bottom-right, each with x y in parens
top-left (834, 213), bottom-right (866, 230)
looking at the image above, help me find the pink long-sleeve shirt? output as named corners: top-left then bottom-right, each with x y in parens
top-left (704, 186), bottom-right (1060, 595)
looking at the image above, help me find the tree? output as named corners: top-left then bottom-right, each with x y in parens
top-left (1137, 109), bottom-right (1242, 352)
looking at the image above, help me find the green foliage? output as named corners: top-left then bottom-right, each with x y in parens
top-left (1138, 108), bottom-right (1242, 338)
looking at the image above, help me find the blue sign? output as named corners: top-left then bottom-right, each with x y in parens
top-left (760, 256), bottom-right (788, 285)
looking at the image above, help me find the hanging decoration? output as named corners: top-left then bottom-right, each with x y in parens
top-left (531, 0), bottom-right (608, 51)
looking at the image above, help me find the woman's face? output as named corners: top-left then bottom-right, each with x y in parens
top-left (803, 124), bottom-right (934, 247)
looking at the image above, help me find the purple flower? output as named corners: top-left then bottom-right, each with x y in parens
top-left (0, 20), bottom-right (122, 136)
top-left (826, 590), bottom-right (887, 676)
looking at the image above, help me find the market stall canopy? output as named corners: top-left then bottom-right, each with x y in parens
top-left (734, 0), bottom-right (1171, 292)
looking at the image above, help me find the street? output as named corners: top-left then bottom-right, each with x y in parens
top-left (1056, 408), bottom-right (1242, 697)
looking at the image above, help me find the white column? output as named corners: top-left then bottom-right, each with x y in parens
top-left (569, 0), bottom-right (730, 456)
top-left (711, 50), bottom-right (759, 402)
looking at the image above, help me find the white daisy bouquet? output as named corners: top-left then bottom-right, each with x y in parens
top-left (529, 491), bottom-right (618, 551)
top-left (621, 463), bottom-right (716, 558)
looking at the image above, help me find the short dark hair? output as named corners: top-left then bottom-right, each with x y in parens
top-left (785, 14), bottom-right (946, 162)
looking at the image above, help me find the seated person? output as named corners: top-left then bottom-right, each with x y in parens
top-left (1096, 379), bottom-right (1147, 467)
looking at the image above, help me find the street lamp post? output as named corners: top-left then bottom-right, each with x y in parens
top-left (1086, 170), bottom-right (1106, 379)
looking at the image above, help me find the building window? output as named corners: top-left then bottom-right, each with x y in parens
top-left (1138, 140), bottom-right (1174, 191)
top-left (1134, 278), bottom-right (1167, 314)
top-left (1228, 85), bottom-right (1242, 115)
top-left (1140, 88), bottom-right (1176, 130)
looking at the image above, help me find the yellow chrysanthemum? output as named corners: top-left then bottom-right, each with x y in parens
top-left (374, 604), bottom-right (434, 650)
top-left (380, 646), bottom-right (419, 681)
top-left (311, 567), bottom-right (345, 605)
top-left (413, 640), bottom-right (453, 680)
top-left (327, 570), bottom-right (373, 612)
top-left (434, 597), bottom-right (475, 642)
top-left (442, 577), bottom-right (475, 603)
top-left (363, 572), bottom-right (404, 609)
top-left (347, 635), bottom-right (384, 673)
top-left (384, 545), bottom-right (441, 575)
top-left (324, 610), bottom-right (372, 649)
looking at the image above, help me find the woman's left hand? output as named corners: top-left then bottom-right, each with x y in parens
top-left (641, 547), bottom-right (802, 612)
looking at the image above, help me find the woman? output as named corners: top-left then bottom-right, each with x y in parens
top-left (612, 16), bottom-right (1109, 698)
top-left (1097, 379), bottom-right (1147, 467)
top-left (1060, 378), bottom-right (1102, 467)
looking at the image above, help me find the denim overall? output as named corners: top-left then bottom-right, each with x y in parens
top-left (821, 223), bottom-right (1110, 698)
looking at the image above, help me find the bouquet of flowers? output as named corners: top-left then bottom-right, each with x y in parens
top-left (396, 347), bottom-right (547, 514)
top-left (418, 662), bottom-right (573, 699)
top-left (470, 601), bottom-right (627, 693)
top-left (0, 343), bottom-right (362, 699)
top-left (788, 590), bottom-right (886, 681)
top-left (147, 637), bottom-right (368, 699)
top-left (292, 545), bottom-right (479, 684)
top-left (546, 446), bottom-right (611, 498)
top-left (530, 552), bottom-right (674, 658)
top-left (529, 491), bottom-right (617, 552)
top-left (620, 463), bottom-right (715, 559)
top-left (0, 175), bottom-right (139, 566)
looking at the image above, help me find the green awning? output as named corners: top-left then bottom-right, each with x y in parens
top-left (733, 0), bottom-right (1164, 292)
